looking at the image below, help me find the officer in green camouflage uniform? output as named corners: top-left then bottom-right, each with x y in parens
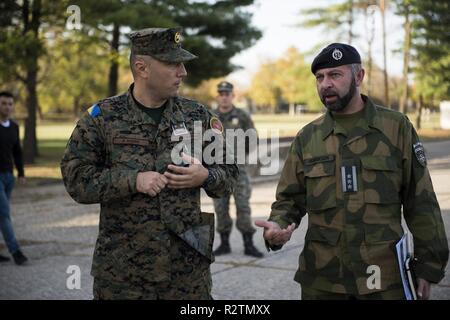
top-left (212, 81), bottom-right (263, 258)
top-left (60, 27), bottom-right (238, 300)
top-left (255, 43), bottom-right (448, 300)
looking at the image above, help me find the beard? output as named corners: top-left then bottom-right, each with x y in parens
top-left (320, 76), bottom-right (357, 112)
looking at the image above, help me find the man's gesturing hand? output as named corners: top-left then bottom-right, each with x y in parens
top-left (254, 220), bottom-right (296, 246)
top-left (164, 153), bottom-right (208, 189)
top-left (136, 171), bottom-right (168, 197)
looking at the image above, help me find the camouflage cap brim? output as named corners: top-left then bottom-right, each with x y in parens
top-left (152, 48), bottom-right (198, 63)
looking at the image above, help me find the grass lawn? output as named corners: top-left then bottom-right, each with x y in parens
top-left (20, 113), bottom-right (450, 181)
top-left (20, 120), bottom-right (77, 184)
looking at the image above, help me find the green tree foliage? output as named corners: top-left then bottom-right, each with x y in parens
top-left (300, 0), bottom-right (357, 44)
top-left (275, 47), bottom-right (321, 110)
top-left (411, 0), bottom-right (450, 102)
top-left (0, 0), bottom-right (69, 162)
top-left (73, 0), bottom-right (262, 94)
top-left (393, 0), bottom-right (413, 113)
top-left (249, 47), bottom-right (322, 112)
top-left (38, 31), bottom-right (109, 116)
top-left (0, 1), bottom-right (261, 162)
top-left (249, 60), bottom-right (281, 111)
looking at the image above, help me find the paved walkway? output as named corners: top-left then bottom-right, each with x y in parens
top-left (0, 140), bottom-right (449, 299)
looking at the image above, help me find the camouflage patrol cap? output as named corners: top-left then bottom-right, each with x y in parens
top-left (129, 27), bottom-right (197, 63)
top-left (311, 43), bottom-right (361, 74)
top-left (217, 81), bottom-right (234, 93)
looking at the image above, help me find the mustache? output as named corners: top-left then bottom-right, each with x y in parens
top-left (321, 89), bottom-right (339, 97)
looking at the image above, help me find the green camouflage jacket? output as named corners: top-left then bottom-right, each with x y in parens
top-left (61, 85), bottom-right (238, 283)
top-left (268, 95), bottom-right (448, 295)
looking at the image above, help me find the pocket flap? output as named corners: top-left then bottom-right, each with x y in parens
top-left (178, 212), bottom-right (215, 263)
top-left (305, 225), bottom-right (341, 245)
top-left (304, 157), bottom-right (335, 178)
top-left (113, 134), bottom-right (150, 146)
top-left (360, 156), bottom-right (398, 171)
top-left (364, 224), bottom-right (403, 244)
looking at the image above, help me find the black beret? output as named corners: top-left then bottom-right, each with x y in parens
top-left (311, 43), bottom-right (361, 74)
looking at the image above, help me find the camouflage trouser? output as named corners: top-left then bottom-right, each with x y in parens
top-left (93, 235), bottom-right (212, 300)
top-left (213, 170), bottom-right (255, 235)
top-left (93, 274), bottom-right (212, 300)
top-left (301, 285), bottom-right (406, 300)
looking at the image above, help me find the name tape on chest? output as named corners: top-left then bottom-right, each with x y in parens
top-left (113, 136), bottom-right (149, 146)
top-left (171, 122), bottom-right (189, 136)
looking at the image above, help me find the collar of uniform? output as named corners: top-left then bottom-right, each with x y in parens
top-left (218, 105), bottom-right (236, 117)
top-left (126, 84), bottom-right (184, 128)
top-left (321, 94), bottom-right (382, 140)
top-left (362, 94), bottom-right (384, 132)
top-left (127, 83), bottom-right (159, 125)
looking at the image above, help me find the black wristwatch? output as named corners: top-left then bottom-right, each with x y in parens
top-left (202, 168), bottom-right (216, 189)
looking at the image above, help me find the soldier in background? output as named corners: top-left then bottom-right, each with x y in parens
top-left (212, 81), bottom-right (263, 258)
top-left (255, 43), bottom-right (448, 300)
top-left (61, 28), bottom-right (238, 299)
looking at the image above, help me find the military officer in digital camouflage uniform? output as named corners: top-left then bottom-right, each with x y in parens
top-left (60, 27), bottom-right (238, 300)
top-left (212, 81), bottom-right (263, 258)
top-left (255, 43), bottom-right (448, 300)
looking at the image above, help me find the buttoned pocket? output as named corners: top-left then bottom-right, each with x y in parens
top-left (364, 223), bottom-right (403, 244)
top-left (360, 156), bottom-right (401, 204)
top-left (301, 225), bottom-right (341, 275)
top-left (303, 155), bottom-right (337, 211)
top-left (361, 223), bottom-right (403, 285)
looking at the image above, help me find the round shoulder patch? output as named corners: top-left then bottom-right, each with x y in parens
top-left (210, 117), bottom-right (223, 134)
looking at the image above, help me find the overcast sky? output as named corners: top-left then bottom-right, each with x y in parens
top-left (228, 0), bottom-right (405, 88)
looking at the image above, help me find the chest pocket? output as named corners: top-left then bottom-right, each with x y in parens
top-left (303, 155), bottom-right (337, 211)
top-left (360, 156), bottom-right (401, 204)
top-left (110, 134), bottom-right (154, 170)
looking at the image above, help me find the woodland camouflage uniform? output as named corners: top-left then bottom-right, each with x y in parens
top-left (267, 95), bottom-right (448, 298)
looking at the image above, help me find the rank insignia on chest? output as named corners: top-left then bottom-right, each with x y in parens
top-left (231, 117), bottom-right (239, 126)
top-left (341, 166), bottom-right (358, 192)
top-left (172, 122), bottom-right (189, 136)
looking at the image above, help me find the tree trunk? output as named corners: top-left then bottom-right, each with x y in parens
top-left (23, 68), bottom-right (39, 163)
top-left (289, 103), bottom-right (295, 116)
top-left (37, 103), bottom-right (43, 120)
top-left (366, 5), bottom-right (376, 96)
top-left (108, 23), bottom-right (120, 97)
top-left (73, 96), bottom-right (81, 117)
top-left (380, 0), bottom-right (390, 107)
top-left (399, 7), bottom-right (411, 114)
top-left (348, 0), bottom-right (354, 44)
top-left (22, 0), bottom-right (41, 163)
top-left (416, 94), bottom-right (424, 130)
